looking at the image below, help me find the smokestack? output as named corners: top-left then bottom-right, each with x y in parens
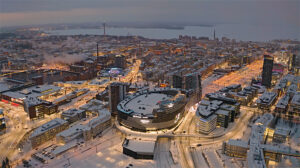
top-left (97, 43), bottom-right (99, 57)
top-left (213, 29), bottom-right (216, 40)
top-left (103, 23), bottom-right (106, 36)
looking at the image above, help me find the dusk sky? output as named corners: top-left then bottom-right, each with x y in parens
top-left (0, 0), bottom-right (299, 27)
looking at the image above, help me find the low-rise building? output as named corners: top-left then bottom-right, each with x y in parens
top-left (24, 97), bottom-right (58, 120)
top-left (87, 109), bottom-right (111, 138)
top-left (275, 94), bottom-right (290, 116)
top-left (61, 108), bottom-right (86, 123)
top-left (256, 92), bottom-right (278, 110)
top-left (216, 109), bottom-right (229, 128)
top-left (29, 118), bottom-right (68, 148)
top-left (273, 128), bottom-right (290, 143)
top-left (288, 92), bottom-right (300, 120)
top-left (122, 139), bottom-right (156, 159)
top-left (222, 139), bottom-right (248, 158)
top-left (56, 124), bottom-right (89, 144)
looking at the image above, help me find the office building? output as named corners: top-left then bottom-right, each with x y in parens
top-left (172, 74), bottom-right (183, 89)
top-left (115, 55), bottom-right (126, 69)
top-left (61, 108), bottom-right (86, 124)
top-left (184, 72), bottom-right (202, 102)
top-left (24, 97), bottom-right (58, 120)
top-left (262, 55), bottom-right (274, 88)
top-left (87, 109), bottom-right (111, 138)
top-left (56, 124), bottom-right (89, 144)
top-left (57, 109), bottom-right (111, 144)
top-left (256, 92), bottom-right (278, 110)
top-left (222, 139), bottom-right (248, 158)
top-left (275, 95), bottom-right (290, 116)
top-left (288, 92), bottom-right (300, 120)
top-left (273, 128), bottom-right (290, 143)
top-left (29, 118), bottom-right (68, 148)
top-left (109, 82), bottom-right (129, 115)
top-left (216, 109), bottom-right (229, 128)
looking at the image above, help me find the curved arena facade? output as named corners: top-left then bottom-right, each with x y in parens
top-left (117, 88), bottom-right (191, 132)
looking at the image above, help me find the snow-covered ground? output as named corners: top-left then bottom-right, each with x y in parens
top-left (18, 129), bottom-right (155, 168)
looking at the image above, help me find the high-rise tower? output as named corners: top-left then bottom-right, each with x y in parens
top-left (109, 82), bottom-right (129, 115)
top-left (262, 55), bottom-right (274, 88)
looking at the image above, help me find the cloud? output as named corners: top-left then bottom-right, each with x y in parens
top-left (0, 0), bottom-right (299, 27)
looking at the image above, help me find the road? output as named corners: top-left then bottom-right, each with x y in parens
top-left (203, 59), bottom-right (263, 96)
top-left (154, 138), bottom-right (178, 168)
top-left (4, 58), bottom-right (142, 165)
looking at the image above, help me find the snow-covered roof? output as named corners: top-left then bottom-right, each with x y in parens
top-left (123, 139), bottom-right (155, 155)
top-left (57, 124), bottom-right (88, 139)
top-left (227, 139), bottom-right (248, 148)
top-left (88, 109), bottom-right (111, 128)
top-left (61, 108), bottom-right (85, 118)
top-left (30, 118), bottom-right (68, 138)
top-left (290, 92), bottom-right (300, 106)
top-left (124, 93), bottom-right (169, 115)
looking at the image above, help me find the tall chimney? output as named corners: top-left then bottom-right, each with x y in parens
top-left (103, 23), bottom-right (106, 36)
top-left (97, 43), bottom-right (99, 57)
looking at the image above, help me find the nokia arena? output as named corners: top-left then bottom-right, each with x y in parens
top-left (117, 88), bottom-right (197, 132)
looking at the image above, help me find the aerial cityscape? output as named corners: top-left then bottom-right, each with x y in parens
top-left (0, 0), bottom-right (299, 168)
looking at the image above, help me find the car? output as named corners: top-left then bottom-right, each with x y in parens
top-left (22, 159), bottom-right (29, 165)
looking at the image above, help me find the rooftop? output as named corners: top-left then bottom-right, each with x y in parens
top-left (123, 139), bottom-right (155, 155)
top-left (290, 92), bottom-right (300, 106)
top-left (30, 118), bottom-right (68, 138)
top-left (125, 93), bottom-right (169, 115)
top-left (227, 139), bottom-right (248, 148)
top-left (256, 92), bottom-right (277, 105)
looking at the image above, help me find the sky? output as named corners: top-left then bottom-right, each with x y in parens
top-left (0, 0), bottom-right (299, 27)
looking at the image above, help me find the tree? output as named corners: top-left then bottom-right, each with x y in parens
top-left (5, 157), bottom-right (9, 168)
top-left (2, 160), bottom-right (6, 168)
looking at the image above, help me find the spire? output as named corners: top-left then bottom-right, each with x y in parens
top-left (213, 29), bottom-right (216, 40)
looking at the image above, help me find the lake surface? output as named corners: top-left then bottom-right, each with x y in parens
top-left (46, 24), bottom-right (299, 42)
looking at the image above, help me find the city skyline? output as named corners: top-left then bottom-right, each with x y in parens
top-left (0, 1), bottom-right (299, 168)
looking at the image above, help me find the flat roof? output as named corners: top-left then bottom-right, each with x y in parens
top-left (123, 139), bottom-right (155, 154)
top-left (30, 118), bottom-right (67, 138)
top-left (57, 124), bottom-right (88, 138)
top-left (62, 108), bottom-right (85, 117)
top-left (216, 109), bottom-right (229, 116)
top-left (291, 92), bottom-right (300, 106)
top-left (228, 139), bottom-right (248, 148)
top-left (124, 93), bottom-right (169, 115)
